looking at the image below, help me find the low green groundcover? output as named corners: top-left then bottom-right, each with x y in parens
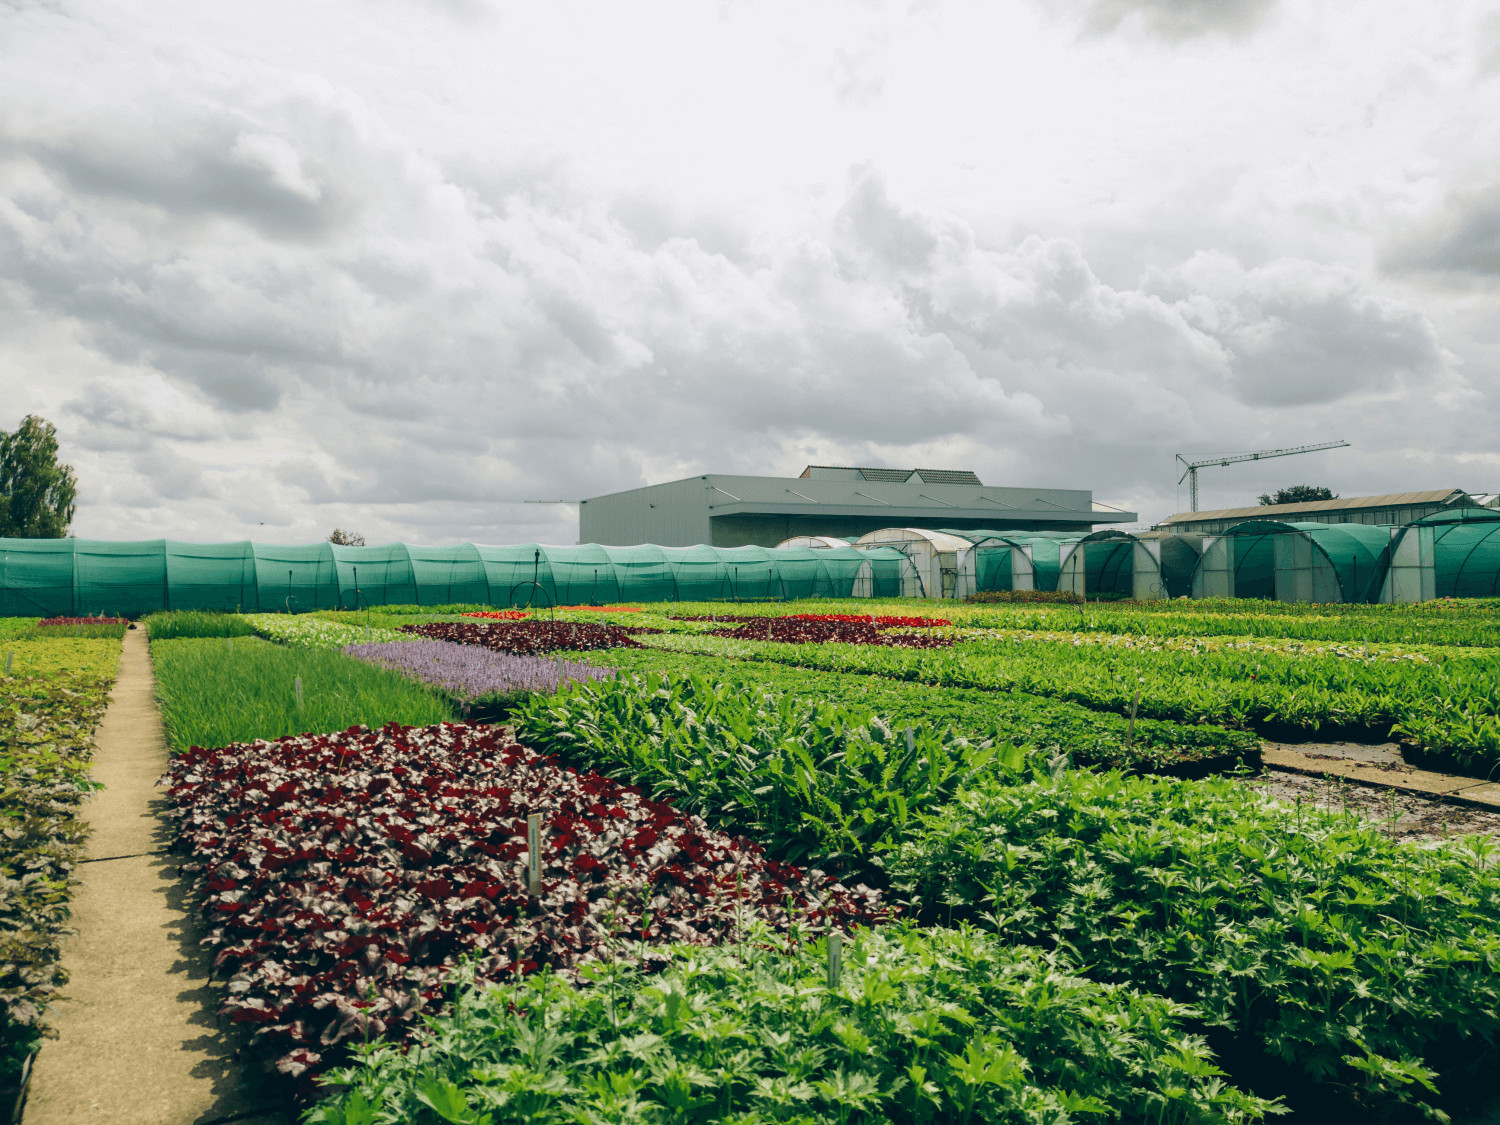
top-left (308, 924), bottom-right (1275, 1125)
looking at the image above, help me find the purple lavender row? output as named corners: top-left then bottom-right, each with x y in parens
top-left (342, 639), bottom-right (616, 699)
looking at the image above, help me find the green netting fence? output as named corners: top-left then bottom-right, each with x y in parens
top-left (0, 539), bottom-right (916, 616)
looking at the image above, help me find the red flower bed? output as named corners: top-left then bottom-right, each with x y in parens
top-left (708, 617), bottom-right (954, 648)
top-left (399, 620), bottom-right (642, 654)
top-left (789, 613), bottom-right (952, 628)
top-left (165, 722), bottom-right (885, 1076)
top-left (460, 610), bottom-right (530, 620)
top-left (38, 615), bottom-right (125, 627)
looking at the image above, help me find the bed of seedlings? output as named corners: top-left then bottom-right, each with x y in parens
top-left (164, 721), bottom-right (885, 1077)
top-left (0, 633), bottom-right (119, 1086)
top-left (77, 596), bottom-right (1500, 1122)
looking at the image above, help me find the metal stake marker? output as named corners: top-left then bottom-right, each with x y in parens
top-left (827, 930), bottom-right (842, 989)
top-left (555, 652), bottom-right (563, 688)
top-left (226, 637), bottom-right (232, 652)
top-left (526, 813), bottom-right (542, 897)
top-left (4, 652), bottom-right (11, 676)
top-left (294, 677), bottom-right (303, 707)
top-left (1126, 688), bottom-right (1140, 749)
top-left (905, 727), bottom-right (915, 756)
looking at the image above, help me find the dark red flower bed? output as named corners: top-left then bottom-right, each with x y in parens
top-left (165, 722), bottom-right (886, 1076)
top-left (557, 605), bottom-right (642, 612)
top-left (708, 617), bottom-right (955, 648)
top-left (38, 615), bottom-right (125, 626)
top-left (398, 619), bottom-right (642, 654)
top-left (789, 613), bottom-right (952, 627)
top-left (459, 610), bottom-right (530, 620)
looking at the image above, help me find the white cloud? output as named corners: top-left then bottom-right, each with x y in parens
top-left (0, 0), bottom-right (1496, 543)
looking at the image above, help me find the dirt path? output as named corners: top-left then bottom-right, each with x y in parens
top-left (26, 630), bottom-right (287, 1125)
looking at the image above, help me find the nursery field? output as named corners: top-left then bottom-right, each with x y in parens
top-left (0, 629), bottom-right (119, 1090)
top-left (12, 599), bottom-right (1500, 1123)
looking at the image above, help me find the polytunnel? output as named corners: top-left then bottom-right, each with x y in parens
top-left (1054, 531), bottom-right (1159, 599)
top-left (774, 535), bottom-right (859, 549)
top-left (1190, 520), bottom-right (1396, 604)
top-left (1379, 507), bottom-right (1500, 602)
top-left (0, 538), bottom-right (919, 615)
top-left (1131, 532), bottom-right (1204, 599)
top-left (852, 528), bottom-right (976, 598)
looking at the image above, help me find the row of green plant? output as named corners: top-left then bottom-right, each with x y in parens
top-left (310, 923), bottom-right (1277, 1125)
top-left (0, 647), bottom-right (119, 1083)
top-left (150, 637), bottom-right (456, 754)
top-left (632, 631), bottom-right (1500, 774)
top-left (140, 609), bottom-right (260, 640)
top-left (512, 671), bottom-right (1005, 877)
top-left (590, 646), bottom-right (1260, 774)
top-left (885, 762), bottom-right (1500, 1122)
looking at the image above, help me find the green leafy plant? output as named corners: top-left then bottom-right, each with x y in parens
top-left (0, 659), bottom-right (118, 1081)
top-left (887, 764), bottom-right (1500, 1120)
top-left (514, 671), bottom-right (1001, 876)
top-left (308, 923), bottom-right (1277, 1125)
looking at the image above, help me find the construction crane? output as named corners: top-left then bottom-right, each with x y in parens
top-left (1175, 440), bottom-right (1350, 512)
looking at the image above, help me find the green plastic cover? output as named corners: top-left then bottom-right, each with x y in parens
top-left (1410, 508), bottom-right (1500, 598)
top-left (1213, 521), bottom-right (1397, 603)
top-left (0, 539), bottom-right (915, 614)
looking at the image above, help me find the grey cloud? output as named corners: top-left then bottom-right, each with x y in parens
top-left (1149, 255), bottom-right (1442, 407)
top-left (1384, 184), bottom-right (1500, 276)
top-left (1053, 0), bottom-right (1279, 40)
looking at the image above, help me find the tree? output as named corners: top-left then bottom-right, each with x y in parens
top-left (0, 415), bottom-right (78, 538)
top-left (1258, 485), bottom-right (1338, 507)
top-left (328, 528), bottom-right (366, 546)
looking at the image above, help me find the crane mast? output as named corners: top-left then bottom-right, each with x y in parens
top-left (1175, 441), bottom-right (1350, 512)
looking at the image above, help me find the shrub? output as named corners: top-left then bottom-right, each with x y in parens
top-left (308, 924), bottom-right (1277, 1125)
top-left (164, 721), bottom-right (886, 1076)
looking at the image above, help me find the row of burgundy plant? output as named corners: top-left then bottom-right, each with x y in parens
top-left (398, 619), bottom-right (643, 655)
top-left (37, 615), bottom-right (125, 626)
top-left (707, 617), bottom-right (955, 648)
top-left (789, 613), bottom-right (952, 628)
top-left (458, 610), bottom-right (530, 620)
top-left (164, 722), bottom-right (887, 1077)
top-left (669, 613), bottom-right (951, 628)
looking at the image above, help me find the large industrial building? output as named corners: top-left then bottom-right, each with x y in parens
top-left (1159, 489), bottom-right (1494, 535)
top-left (578, 465), bottom-right (1137, 548)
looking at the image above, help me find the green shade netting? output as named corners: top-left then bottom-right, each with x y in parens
top-left (1157, 535), bottom-right (1202, 599)
top-left (972, 546), bottom-right (1013, 591)
top-left (0, 538), bottom-right (921, 613)
top-left (1413, 508), bottom-right (1500, 598)
top-left (1216, 521), bottom-right (1396, 603)
top-left (937, 528), bottom-right (1093, 593)
top-left (1073, 535), bottom-right (1134, 595)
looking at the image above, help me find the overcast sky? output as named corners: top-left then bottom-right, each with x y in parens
top-left (3, 0), bottom-right (1498, 544)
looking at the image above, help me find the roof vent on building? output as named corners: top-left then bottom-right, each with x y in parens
top-left (800, 465), bottom-right (983, 485)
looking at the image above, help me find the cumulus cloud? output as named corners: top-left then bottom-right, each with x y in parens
top-left (1384, 184), bottom-right (1500, 277)
top-left (0, 0), bottom-right (1493, 540)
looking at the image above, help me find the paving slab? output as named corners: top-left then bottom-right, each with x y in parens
top-left (26, 629), bottom-right (288, 1125)
top-left (1262, 747), bottom-right (1500, 811)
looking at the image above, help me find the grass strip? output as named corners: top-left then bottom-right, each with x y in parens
top-left (141, 610), bottom-right (259, 639)
top-left (0, 645), bottom-right (119, 1081)
top-left (150, 637), bottom-right (455, 753)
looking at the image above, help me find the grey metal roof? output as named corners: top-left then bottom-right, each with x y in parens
top-left (799, 465), bottom-right (983, 485)
top-left (1162, 489), bottom-right (1471, 525)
